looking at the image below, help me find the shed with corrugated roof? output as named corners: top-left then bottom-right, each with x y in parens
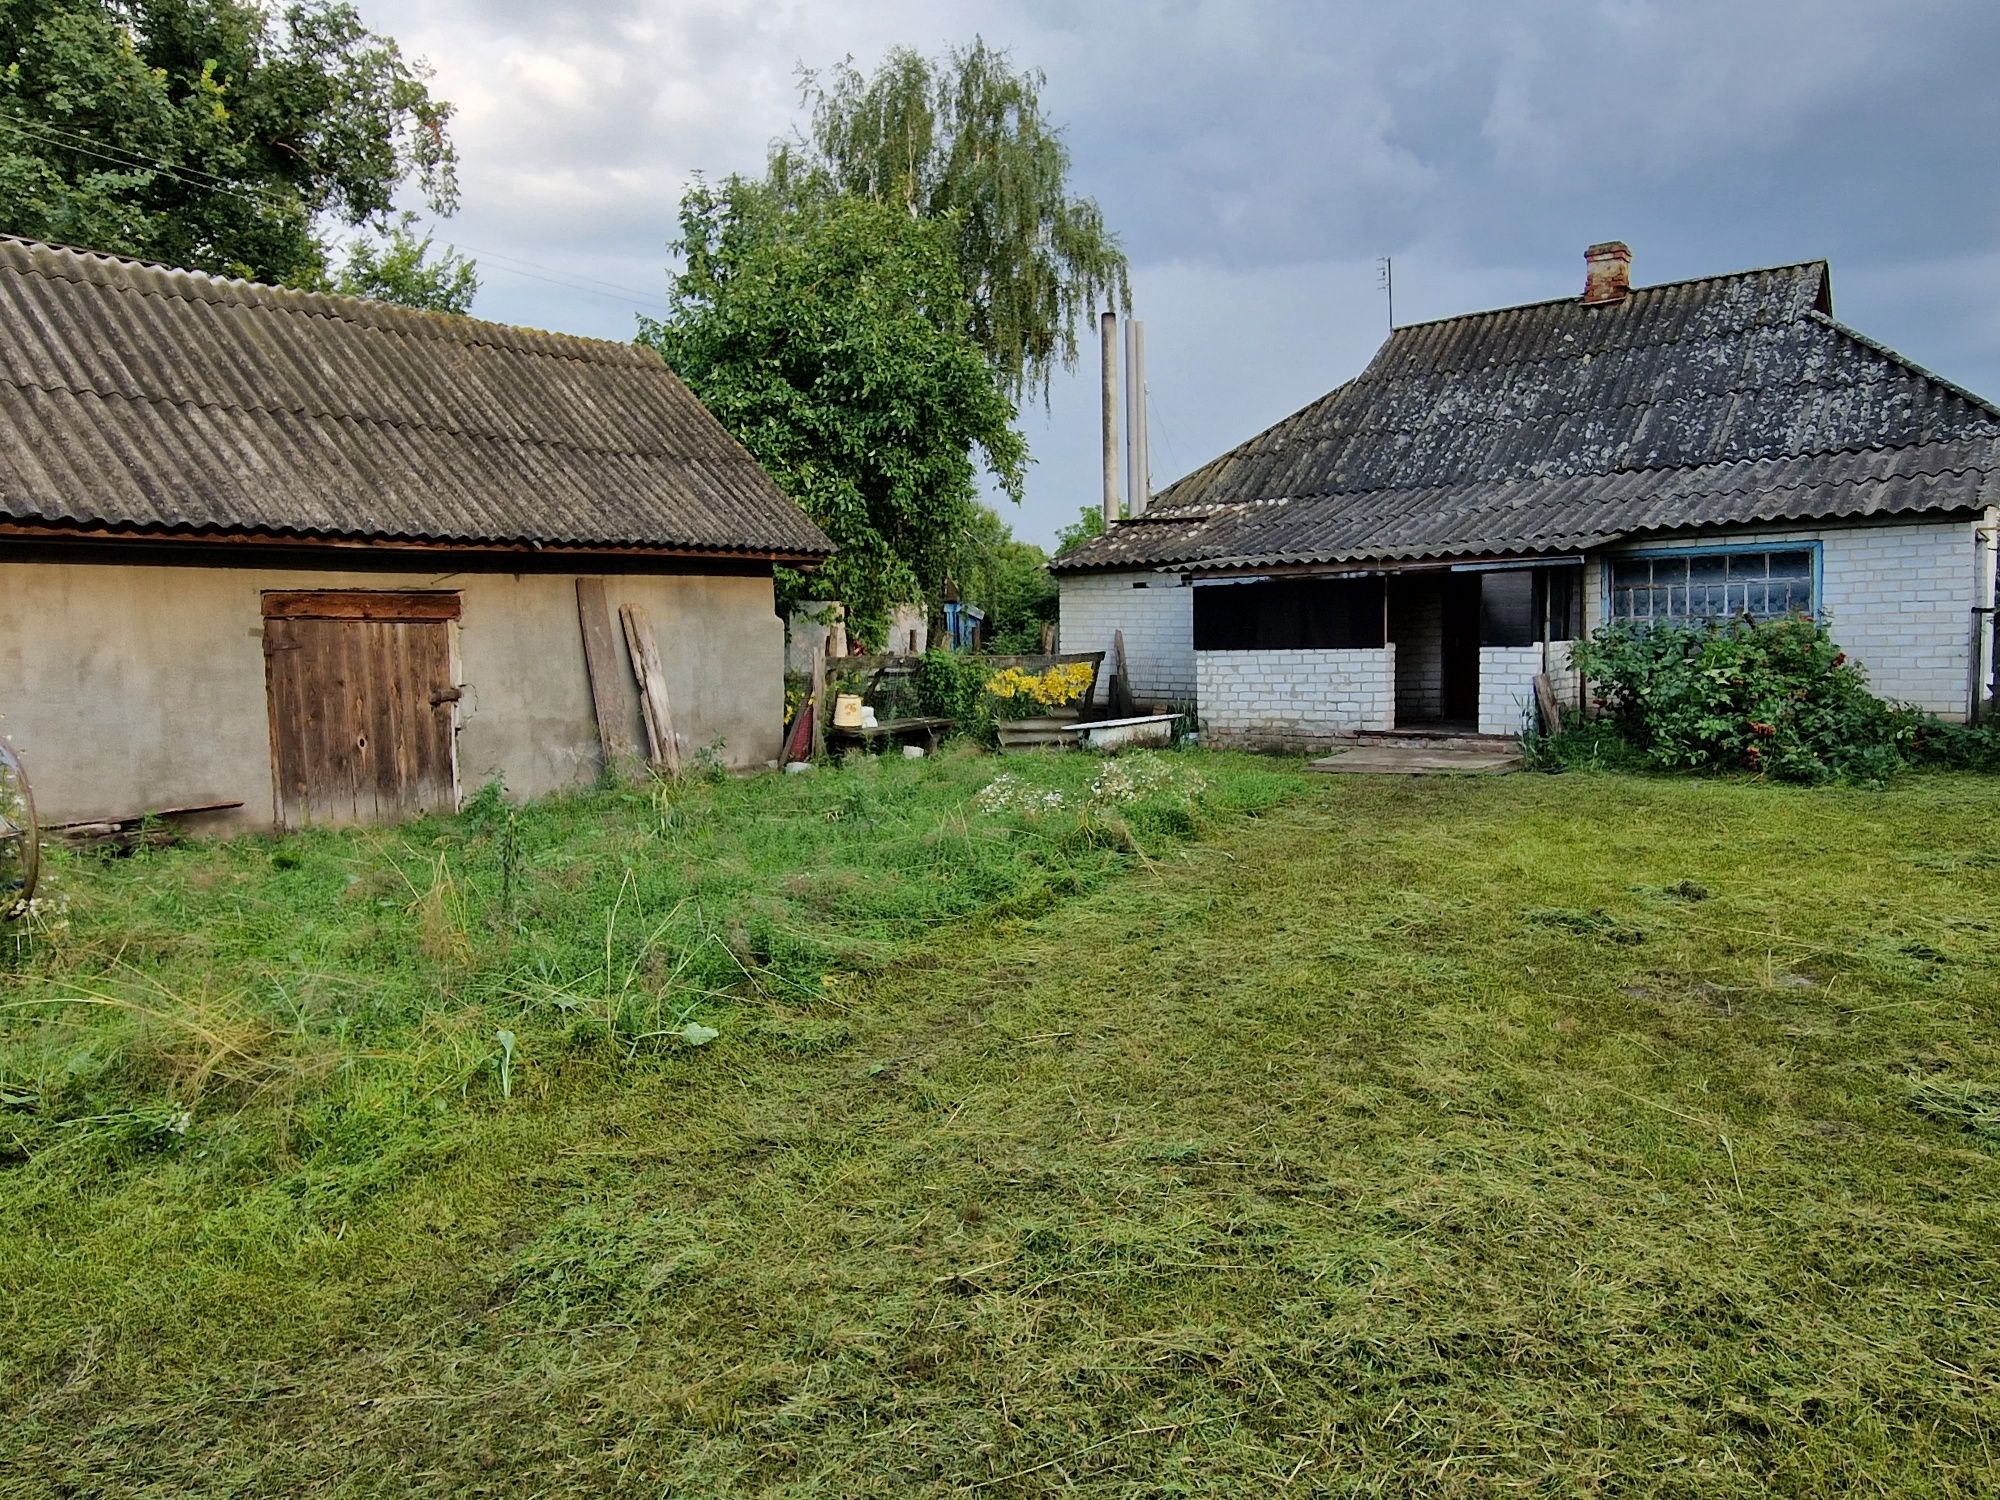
top-left (0, 237), bottom-right (834, 827)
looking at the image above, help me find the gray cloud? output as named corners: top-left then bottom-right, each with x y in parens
top-left (365, 0), bottom-right (2000, 546)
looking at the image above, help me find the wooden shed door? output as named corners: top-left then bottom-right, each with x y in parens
top-left (262, 591), bottom-right (462, 829)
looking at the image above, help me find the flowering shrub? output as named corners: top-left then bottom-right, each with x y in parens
top-left (984, 662), bottom-right (1095, 718)
top-left (1565, 615), bottom-right (1922, 783)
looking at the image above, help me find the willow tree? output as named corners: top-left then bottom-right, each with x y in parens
top-left (768, 39), bottom-right (1129, 400)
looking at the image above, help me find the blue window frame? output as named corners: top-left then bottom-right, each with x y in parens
top-left (1607, 543), bottom-right (1821, 626)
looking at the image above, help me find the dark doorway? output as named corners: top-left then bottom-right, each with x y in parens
top-left (1387, 572), bottom-right (1479, 729)
top-left (1439, 574), bottom-right (1481, 722)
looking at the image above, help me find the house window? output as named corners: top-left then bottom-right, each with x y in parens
top-left (1609, 549), bottom-right (1815, 625)
top-left (1193, 576), bottom-right (1387, 651)
top-left (1473, 565), bottom-right (1584, 647)
top-left (1542, 567), bottom-right (1582, 642)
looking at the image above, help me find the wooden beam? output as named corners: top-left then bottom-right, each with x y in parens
top-left (618, 604), bottom-right (681, 775)
top-left (576, 579), bottom-right (635, 775)
top-left (809, 641), bottom-right (828, 762)
top-left (261, 590), bottom-right (461, 622)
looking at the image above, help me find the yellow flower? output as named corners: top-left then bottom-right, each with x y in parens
top-left (986, 662), bottom-right (1093, 709)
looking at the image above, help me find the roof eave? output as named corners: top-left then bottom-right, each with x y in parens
top-left (0, 518), bottom-right (834, 566)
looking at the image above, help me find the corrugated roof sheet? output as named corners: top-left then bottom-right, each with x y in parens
top-left (1055, 260), bottom-right (2000, 572)
top-left (0, 237), bottom-right (835, 558)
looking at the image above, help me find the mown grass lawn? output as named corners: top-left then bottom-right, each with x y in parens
top-left (4, 754), bottom-right (1999, 1497)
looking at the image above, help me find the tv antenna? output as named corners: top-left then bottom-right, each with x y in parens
top-left (1377, 256), bottom-right (1395, 331)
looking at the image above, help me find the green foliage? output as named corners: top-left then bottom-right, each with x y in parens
top-left (1053, 504), bottom-right (1106, 555)
top-left (333, 211), bottom-right (476, 313)
top-left (955, 504), bottom-right (1055, 653)
top-left (1905, 715), bottom-right (2000, 772)
top-left (1566, 616), bottom-right (1933, 783)
top-left (0, 0), bottom-right (458, 287)
top-left (769, 38), bottom-right (1129, 400)
top-left (912, 647), bottom-right (997, 744)
top-left (641, 180), bottom-right (1025, 643)
top-left (1520, 713), bottom-right (1649, 775)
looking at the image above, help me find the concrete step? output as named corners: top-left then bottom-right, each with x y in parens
top-left (1343, 729), bottom-right (1520, 755)
top-left (1307, 745), bottom-right (1523, 776)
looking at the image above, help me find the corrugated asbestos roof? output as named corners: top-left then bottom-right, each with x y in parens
top-left (1054, 260), bottom-right (2000, 572)
top-left (0, 237), bottom-right (835, 558)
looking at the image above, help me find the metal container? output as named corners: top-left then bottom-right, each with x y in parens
top-left (996, 715), bottom-right (1083, 753)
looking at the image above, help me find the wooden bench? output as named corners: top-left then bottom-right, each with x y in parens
top-left (827, 716), bottom-right (953, 754)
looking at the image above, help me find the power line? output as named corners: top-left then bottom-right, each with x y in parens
top-left (0, 113), bottom-right (665, 309)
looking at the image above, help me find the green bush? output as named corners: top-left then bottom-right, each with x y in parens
top-left (912, 648), bottom-right (997, 745)
top-left (1564, 616), bottom-right (1928, 783)
top-left (1910, 716), bottom-right (2000, 772)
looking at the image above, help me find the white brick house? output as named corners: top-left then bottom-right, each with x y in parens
top-left (1055, 245), bottom-right (2000, 744)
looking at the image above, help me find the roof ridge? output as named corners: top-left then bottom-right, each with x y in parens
top-left (1807, 310), bottom-right (2000, 425)
top-left (1383, 258), bottom-right (1829, 335)
top-left (0, 235), bottom-right (659, 369)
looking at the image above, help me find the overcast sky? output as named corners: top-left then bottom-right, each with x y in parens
top-left (373, 0), bottom-right (2000, 548)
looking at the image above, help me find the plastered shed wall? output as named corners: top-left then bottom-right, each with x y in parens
top-left (0, 555), bottom-right (784, 828)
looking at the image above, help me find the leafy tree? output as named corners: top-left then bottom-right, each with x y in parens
top-left (335, 211), bottom-right (476, 314)
top-left (769, 38), bottom-right (1128, 400)
top-left (1053, 505), bottom-right (1106, 555)
top-left (0, 0), bottom-right (458, 288)
top-left (955, 504), bottom-right (1055, 653)
top-left (641, 178), bottom-right (1025, 644)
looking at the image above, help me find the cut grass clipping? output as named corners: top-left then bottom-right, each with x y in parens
top-left (4, 757), bottom-right (2000, 1496)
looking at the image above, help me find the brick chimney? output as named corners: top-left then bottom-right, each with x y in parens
top-left (1582, 241), bottom-right (1632, 305)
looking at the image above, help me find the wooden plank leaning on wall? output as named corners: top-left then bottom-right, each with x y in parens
top-left (575, 579), bottom-right (637, 778)
top-left (618, 603), bottom-right (682, 776)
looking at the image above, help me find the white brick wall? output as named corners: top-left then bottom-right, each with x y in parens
top-left (1066, 514), bottom-right (1991, 732)
top-left (1477, 646), bottom-right (1543, 736)
top-left (1058, 571), bottom-right (1195, 703)
top-left (1546, 639), bottom-right (1583, 713)
top-left (1387, 584), bottom-right (1444, 720)
top-left (1197, 648), bottom-right (1395, 751)
top-left (1587, 517), bottom-right (1984, 719)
